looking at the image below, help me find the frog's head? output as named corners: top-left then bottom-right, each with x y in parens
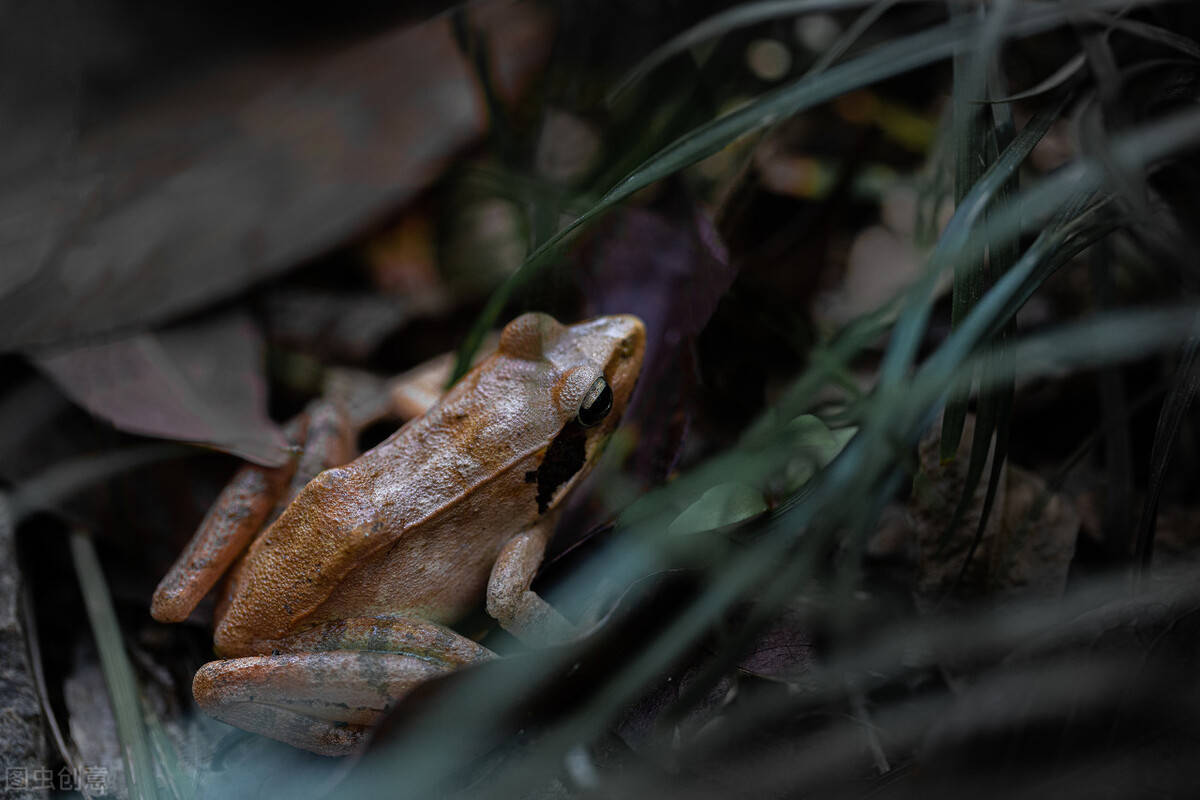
top-left (498, 311), bottom-right (645, 513)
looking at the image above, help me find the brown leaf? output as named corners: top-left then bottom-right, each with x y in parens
top-left (34, 312), bottom-right (289, 466)
top-left (910, 413), bottom-right (1080, 608)
top-left (579, 206), bottom-right (735, 483)
top-left (0, 1), bottom-right (552, 351)
top-left (733, 605), bottom-right (818, 681)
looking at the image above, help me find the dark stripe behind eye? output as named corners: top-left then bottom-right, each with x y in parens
top-left (524, 420), bottom-right (587, 513)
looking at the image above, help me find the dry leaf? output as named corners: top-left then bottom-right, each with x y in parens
top-left (0, 0), bottom-right (552, 352)
top-left (34, 313), bottom-right (289, 466)
top-left (910, 413), bottom-right (1079, 609)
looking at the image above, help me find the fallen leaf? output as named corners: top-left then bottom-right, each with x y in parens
top-left (910, 413), bottom-right (1080, 609)
top-left (777, 415), bottom-right (857, 496)
top-left (34, 312), bottom-right (289, 466)
top-left (579, 206), bottom-right (736, 482)
top-left (733, 604), bottom-right (818, 681)
top-left (0, 0), bottom-right (552, 352)
top-left (668, 483), bottom-right (768, 537)
top-left (64, 649), bottom-right (127, 798)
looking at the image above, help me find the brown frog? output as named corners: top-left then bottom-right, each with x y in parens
top-left (151, 312), bottom-right (645, 755)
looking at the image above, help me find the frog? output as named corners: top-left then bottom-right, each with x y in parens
top-left (150, 312), bottom-right (645, 756)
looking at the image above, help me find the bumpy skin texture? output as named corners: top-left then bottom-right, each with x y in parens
top-left (151, 312), bottom-right (645, 755)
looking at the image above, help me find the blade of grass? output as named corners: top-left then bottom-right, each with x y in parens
top-left (1134, 319), bottom-right (1200, 580)
top-left (20, 580), bottom-right (90, 796)
top-left (70, 528), bottom-right (159, 800)
top-left (346, 300), bottom-right (1200, 800)
top-left (625, 565), bottom-right (1200, 798)
top-left (470, 299), bottom-right (1200, 800)
top-left (1076, 10), bottom-right (1200, 61)
top-left (880, 93), bottom-right (1068, 389)
top-left (2, 494), bottom-right (82, 793)
top-left (356, 105), bottom-right (1200, 799)
top-left (988, 6), bottom-right (1200, 105)
top-left (144, 715), bottom-right (197, 800)
top-left (895, 104), bottom-right (1200, 391)
top-left (657, 104), bottom-right (1200, 690)
top-left (940, 0), bottom-right (993, 462)
top-left (666, 469), bottom-right (903, 734)
top-left (1077, 25), bottom-right (1196, 277)
top-left (991, 52), bottom-right (1087, 103)
top-left (1090, 236), bottom-right (1136, 560)
top-left (941, 69), bottom-right (1021, 591)
top-left (959, 86), bottom-right (1020, 591)
top-left (806, 0), bottom-right (900, 76)
top-left (452, 1), bottom-right (1112, 382)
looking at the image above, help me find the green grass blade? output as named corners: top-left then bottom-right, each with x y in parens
top-left (378, 70), bottom-right (1200, 800)
top-left (990, 52), bottom-right (1087, 103)
top-left (348, 302), bottom-right (1200, 800)
top-left (1134, 321), bottom-right (1200, 577)
top-left (956, 351), bottom-right (1012, 590)
top-left (964, 84), bottom-right (1019, 586)
top-left (940, 0), bottom-right (991, 462)
top-left (452, 3), bottom-right (1105, 382)
top-left (70, 529), bottom-right (159, 800)
top-left (1090, 236), bottom-right (1136, 559)
top-left (144, 715), bottom-right (197, 800)
top-left (881, 93), bottom-right (1067, 389)
top-left (806, 0), bottom-right (900, 76)
top-left (915, 105), bottom-right (1200, 385)
top-left (941, 67), bottom-right (1021, 582)
top-left (1077, 10), bottom-right (1200, 61)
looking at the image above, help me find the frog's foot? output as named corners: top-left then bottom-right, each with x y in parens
top-left (195, 615), bottom-right (494, 756)
top-left (487, 525), bottom-right (575, 648)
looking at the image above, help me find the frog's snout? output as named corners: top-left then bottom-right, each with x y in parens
top-left (602, 314), bottom-right (646, 407)
top-left (609, 314), bottom-right (646, 365)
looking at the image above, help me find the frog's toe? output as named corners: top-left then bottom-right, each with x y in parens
top-left (193, 650), bottom-right (449, 756)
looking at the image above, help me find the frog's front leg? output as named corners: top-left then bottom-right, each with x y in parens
top-left (487, 521), bottom-right (575, 647)
top-left (194, 614), bottom-right (494, 756)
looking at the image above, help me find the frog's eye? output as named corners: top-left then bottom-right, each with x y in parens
top-left (577, 376), bottom-right (613, 427)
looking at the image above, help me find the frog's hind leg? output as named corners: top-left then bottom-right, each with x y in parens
top-left (193, 615), bottom-right (494, 756)
top-left (275, 400), bottom-right (355, 510)
top-left (194, 650), bottom-right (444, 756)
top-left (150, 416), bottom-right (307, 623)
top-left (152, 401), bottom-right (355, 624)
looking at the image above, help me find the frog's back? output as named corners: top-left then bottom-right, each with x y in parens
top-left (211, 349), bottom-right (568, 656)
